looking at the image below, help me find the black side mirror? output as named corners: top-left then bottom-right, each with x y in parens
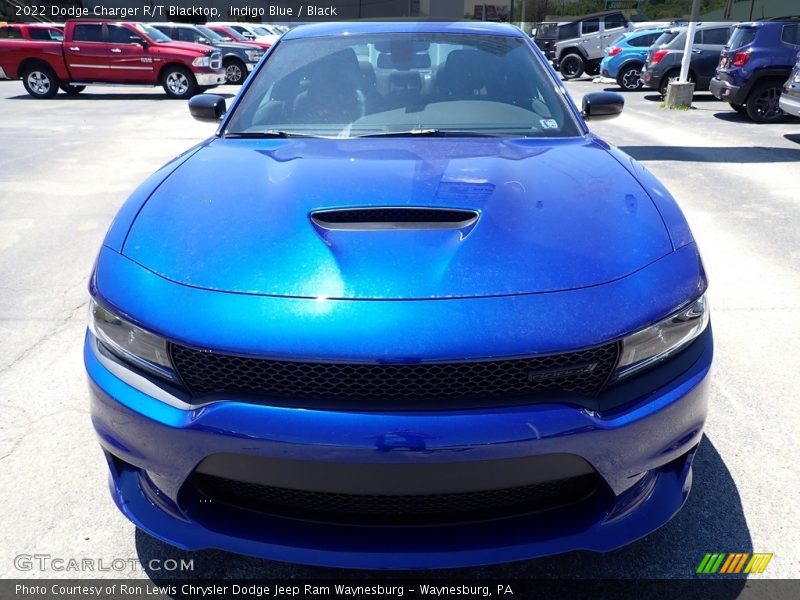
top-left (581, 92), bottom-right (625, 121)
top-left (188, 94), bottom-right (227, 122)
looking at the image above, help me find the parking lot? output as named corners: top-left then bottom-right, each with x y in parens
top-left (1, 76), bottom-right (798, 580)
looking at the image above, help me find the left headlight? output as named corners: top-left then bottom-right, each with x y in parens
top-left (246, 49), bottom-right (263, 62)
top-left (614, 294), bottom-right (709, 381)
top-left (192, 56), bottom-right (211, 68)
top-left (88, 298), bottom-right (178, 383)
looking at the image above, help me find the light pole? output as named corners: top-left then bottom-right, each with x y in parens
top-left (678, 0), bottom-right (701, 84)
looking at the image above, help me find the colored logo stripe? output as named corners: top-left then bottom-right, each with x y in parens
top-left (697, 553), bottom-right (773, 574)
top-left (744, 553), bottom-right (773, 574)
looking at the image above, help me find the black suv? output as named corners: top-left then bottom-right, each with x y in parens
top-left (152, 23), bottom-right (264, 85)
top-left (710, 18), bottom-right (800, 122)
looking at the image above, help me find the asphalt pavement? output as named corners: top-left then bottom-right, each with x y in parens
top-left (0, 77), bottom-right (798, 581)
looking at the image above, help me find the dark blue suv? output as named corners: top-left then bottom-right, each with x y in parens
top-left (710, 18), bottom-right (800, 122)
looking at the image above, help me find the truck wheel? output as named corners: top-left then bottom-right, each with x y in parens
top-left (22, 65), bottom-right (59, 99)
top-left (617, 64), bottom-right (643, 91)
top-left (745, 82), bottom-right (785, 123)
top-left (223, 58), bottom-right (247, 85)
top-left (729, 102), bottom-right (746, 114)
top-left (60, 84), bottom-right (86, 95)
top-left (162, 66), bottom-right (197, 99)
top-left (559, 54), bottom-right (584, 80)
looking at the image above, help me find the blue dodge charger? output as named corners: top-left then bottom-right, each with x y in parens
top-left (85, 21), bottom-right (712, 569)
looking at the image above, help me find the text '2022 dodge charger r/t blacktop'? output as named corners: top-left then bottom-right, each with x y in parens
top-left (85, 22), bottom-right (713, 569)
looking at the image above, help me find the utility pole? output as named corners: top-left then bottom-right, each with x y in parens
top-left (723, 0), bottom-right (735, 19)
top-left (678, 0), bottom-right (701, 84)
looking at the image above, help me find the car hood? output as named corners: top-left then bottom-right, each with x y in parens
top-left (213, 41), bottom-right (259, 51)
top-left (154, 40), bottom-right (211, 54)
top-left (122, 137), bottom-right (672, 300)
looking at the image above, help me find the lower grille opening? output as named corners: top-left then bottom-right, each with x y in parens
top-left (189, 472), bottom-right (601, 526)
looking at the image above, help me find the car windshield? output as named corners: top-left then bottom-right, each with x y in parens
top-left (536, 23), bottom-right (558, 39)
top-left (223, 28), bottom-right (247, 41)
top-left (136, 24), bottom-right (172, 43)
top-left (252, 26), bottom-right (272, 36)
top-left (652, 29), bottom-right (680, 47)
top-left (196, 25), bottom-right (225, 43)
top-left (225, 33), bottom-right (579, 138)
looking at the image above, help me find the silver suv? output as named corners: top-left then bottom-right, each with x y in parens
top-left (553, 11), bottom-right (634, 79)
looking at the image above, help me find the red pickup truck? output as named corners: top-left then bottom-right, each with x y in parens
top-left (0, 20), bottom-right (225, 98)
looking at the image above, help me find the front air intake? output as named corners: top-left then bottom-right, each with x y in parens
top-left (310, 207), bottom-right (479, 230)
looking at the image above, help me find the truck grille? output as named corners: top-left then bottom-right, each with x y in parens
top-left (169, 342), bottom-right (619, 406)
top-left (209, 51), bottom-right (222, 70)
top-left (190, 472), bottom-right (601, 525)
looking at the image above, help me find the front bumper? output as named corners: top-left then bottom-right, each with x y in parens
top-left (710, 76), bottom-right (746, 104)
top-left (194, 70), bottom-right (226, 87)
top-left (778, 90), bottom-right (800, 118)
top-left (87, 325), bottom-right (712, 569)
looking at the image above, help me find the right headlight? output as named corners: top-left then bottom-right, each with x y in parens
top-left (614, 294), bottom-right (709, 381)
top-left (88, 298), bottom-right (178, 383)
top-left (192, 56), bottom-right (211, 68)
top-left (246, 49), bottom-right (263, 62)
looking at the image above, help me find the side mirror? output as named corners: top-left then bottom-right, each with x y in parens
top-left (130, 36), bottom-right (148, 47)
top-left (581, 91), bottom-right (625, 121)
top-left (198, 37), bottom-right (210, 45)
top-left (188, 94), bottom-right (227, 122)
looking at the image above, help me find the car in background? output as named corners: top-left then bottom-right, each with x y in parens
top-left (0, 22), bottom-right (63, 41)
top-left (779, 53), bottom-right (800, 118)
top-left (151, 23), bottom-right (264, 85)
top-left (553, 11), bottom-right (634, 79)
top-left (642, 23), bottom-right (734, 95)
top-left (532, 19), bottom-right (568, 61)
top-left (601, 28), bottom-right (665, 90)
top-left (710, 19), bottom-right (800, 123)
top-left (214, 22), bottom-right (279, 46)
top-left (205, 24), bottom-right (272, 51)
top-left (0, 20), bottom-right (225, 98)
top-left (86, 21), bottom-right (712, 569)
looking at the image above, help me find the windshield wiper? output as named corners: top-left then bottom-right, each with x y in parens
top-left (356, 129), bottom-right (500, 138)
top-left (225, 130), bottom-right (324, 139)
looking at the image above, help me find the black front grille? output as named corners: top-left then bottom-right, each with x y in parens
top-left (191, 472), bottom-right (600, 525)
top-left (169, 343), bottom-right (619, 405)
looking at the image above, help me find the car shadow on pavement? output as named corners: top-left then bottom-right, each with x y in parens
top-left (5, 93), bottom-right (236, 101)
top-left (785, 133), bottom-right (800, 145)
top-left (135, 434), bottom-right (750, 588)
top-left (619, 144), bottom-right (800, 163)
top-left (642, 93), bottom-right (720, 103)
top-left (710, 111), bottom-right (799, 124)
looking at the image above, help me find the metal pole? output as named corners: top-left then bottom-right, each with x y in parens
top-left (678, 0), bottom-right (701, 84)
top-left (723, 0), bottom-right (734, 20)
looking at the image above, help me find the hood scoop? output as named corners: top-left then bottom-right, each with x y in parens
top-left (310, 207), bottom-right (479, 231)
